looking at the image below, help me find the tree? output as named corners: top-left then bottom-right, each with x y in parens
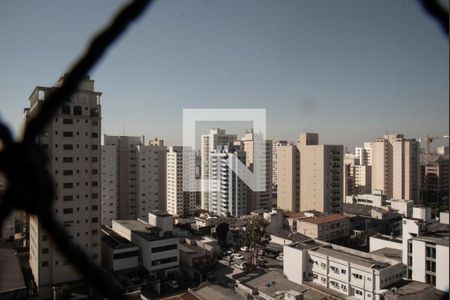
top-left (243, 217), bottom-right (271, 267)
top-left (215, 222), bottom-right (230, 247)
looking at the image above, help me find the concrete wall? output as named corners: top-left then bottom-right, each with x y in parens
top-left (436, 244), bottom-right (449, 292)
top-left (369, 236), bottom-right (402, 252)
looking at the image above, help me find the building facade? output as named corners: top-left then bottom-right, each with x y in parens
top-left (284, 241), bottom-right (406, 300)
top-left (201, 129), bottom-right (236, 211)
top-left (298, 133), bottom-right (344, 214)
top-left (371, 134), bottom-right (420, 201)
top-left (101, 135), bottom-right (167, 225)
top-left (208, 144), bottom-right (247, 217)
top-left (166, 146), bottom-right (197, 217)
top-left (27, 75), bottom-right (102, 297)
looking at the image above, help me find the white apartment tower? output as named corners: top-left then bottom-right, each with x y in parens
top-left (166, 146), bottom-right (197, 216)
top-left (355, 142), bottom-right (372, 166)
top-left (101, 135), bottom-right (167, 225)
top-left (201, 129), bottom-right (236, 211)
top-left (208, 144), bottom-right (247, 217)
top-left (371, 134), bottom-right (420, 201)
top-left (27, 75), bottom-right (101, 297)
top-left (239, 132), bottom-right (273, 213)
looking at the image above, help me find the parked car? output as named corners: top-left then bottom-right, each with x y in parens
top-left (235, 261), bottom-right (248, 271)
top-left (276, 255), bottom-right (284, 261)
top-left (233, 253), bottom-right (244, 260)
top-left (223, 255), bottom-right (232, 261)
top-left (256, 256), bottom-right (267, 263)
top-left (225, 249), bottom-right (234, 256)
top-left (240, 246), bottom-right (249, 252)
top-left (166, 280), bottom-right (179, 289)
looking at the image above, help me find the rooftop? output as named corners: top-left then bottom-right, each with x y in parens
top-left (0, 248), bottom-right (26, 295)
top-left (370, 247), bottom-right (402, 262)
top-left (271, 230), bottom-right (311, 243)
top-left (299, 214), bottom-right (348, 225)
top-left (150, 210), bottom-right (172, 217)
top-left (384, 280), bottom-right (434, 296)
top-left (235, 270), bottom-right (328, 300)
top-left (312, 245), bottom-right (397, 270)
top-left (191, 283), bottom-right (244, 300)
top-left (370, 233), bottom-right (402, 244)
top-left (101, 226), bottom-right (138, 250)
top-left (113, 219), bottom-right (175, 241)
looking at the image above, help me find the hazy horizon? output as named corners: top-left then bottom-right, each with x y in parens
top-left (0, 0), bottom-right (448, 150)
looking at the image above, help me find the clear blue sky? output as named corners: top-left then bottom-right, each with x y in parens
top-left (0, 0), bottom-right (448, 149)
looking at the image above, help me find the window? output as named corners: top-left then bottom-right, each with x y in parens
top-left (152, 244), bottom-right (178, 253)
top-left (42, 261), bottom-right (49, 267)
top-left (92, 217), bottom-right (98, 223)
top-left (113, 250), bottom-right (140, 259)
top-left (63, 183), bottom-right (73, 188)
top-left (63, 157), bottom-right (73, 163)
top-left (63, 208), bottom-right (73, 214)
top-left (74, 105), bottom-right (82, 115)
top-left (63, 195), bottom-right (73, 201)
top-left (63, 170), bottom-right (73, 176)
top-left (63, 144), bottom-right (73, 150)
top-left (92, 132), bottom-right (98, 138)
top-left (355, 290), bottom-right (363, 296)
top-left (42, 248), bottom-right (49, 254)
top-left (352, 273), bottom-right (363, 280)
top-left (90, 108), bottom-right (99, 117)
top-left (61, 105), bottom-right (71, 114)
top-left (63, 118), bottom-right (73, 124)
top-left (63, 131), bottom-right (73, 137)
top-left (92, 145), bottom-right (98, 150)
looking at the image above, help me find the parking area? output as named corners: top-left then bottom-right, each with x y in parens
top-left (219, 246), bottom-right (284, 273)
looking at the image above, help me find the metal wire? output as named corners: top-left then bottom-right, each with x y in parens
top-left (0, 0), bottom-right (153, 299)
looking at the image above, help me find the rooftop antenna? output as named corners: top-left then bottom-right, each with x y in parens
top-left (122, 124), bottom-right (125, 136)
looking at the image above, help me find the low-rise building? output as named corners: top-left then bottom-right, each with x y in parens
top-left (111, 211), bottom-right (180, 281)
top-left (284, 240), bottom-right (406, 299)
top-left (402, 217), bottom-right (449, 292)
top-left (101, 226), bottom-right (140, 272)
top-left (296, 214), bottom-right (349, 242)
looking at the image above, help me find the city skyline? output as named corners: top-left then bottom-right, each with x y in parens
top-left (0, 0), bottom-right (448, 150)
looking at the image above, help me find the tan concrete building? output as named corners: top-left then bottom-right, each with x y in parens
top-left (298, 133), bottom-right (343, 214)
top-left (276, 144), bottom-right (299, 212)
top-left (276, 133), bottom-right (343, 214)
top-left (371, 134), bottom-right (420, 201)
top-left (296, 214), bottom-right (349, 241)
top-left (343, 155), bottom-right (371, 196)
top-left (101, 135), bottom-right (167, 225)
top-left (26, 75), bottom-right (101, 297)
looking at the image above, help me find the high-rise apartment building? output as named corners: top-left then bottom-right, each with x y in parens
top-left (201, 129), bottom-right (236, 210)
top-left (343, 155), bottom-right (371, 196)
top-left (166, 146), bottom-right (197, 216)
top-left (101, 135), bottom-right (167, 225)
top-left (421, 156), bottom-right (449, 203)
top-left (272, 140), bottom-right (289, 189)
top-left (276, 144), bottom-right (299, 212)
top-left (276, 133), bottom-right (343, 214)
top-left (298, 133), bottom-right (343, 214)
top-left (355, 142), bottom-right (372, 165)
top-left (26, 75), bottom-right (101, 297)
top-left (239, 132), bottom-right (273, 213)
top-left (371, 134), bottom-right (420, 201)
top-left (208, 144), bottom-right (247, 217)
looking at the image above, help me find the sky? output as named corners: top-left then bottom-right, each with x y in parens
top-left (0, 0), bottom-right (448, 150)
